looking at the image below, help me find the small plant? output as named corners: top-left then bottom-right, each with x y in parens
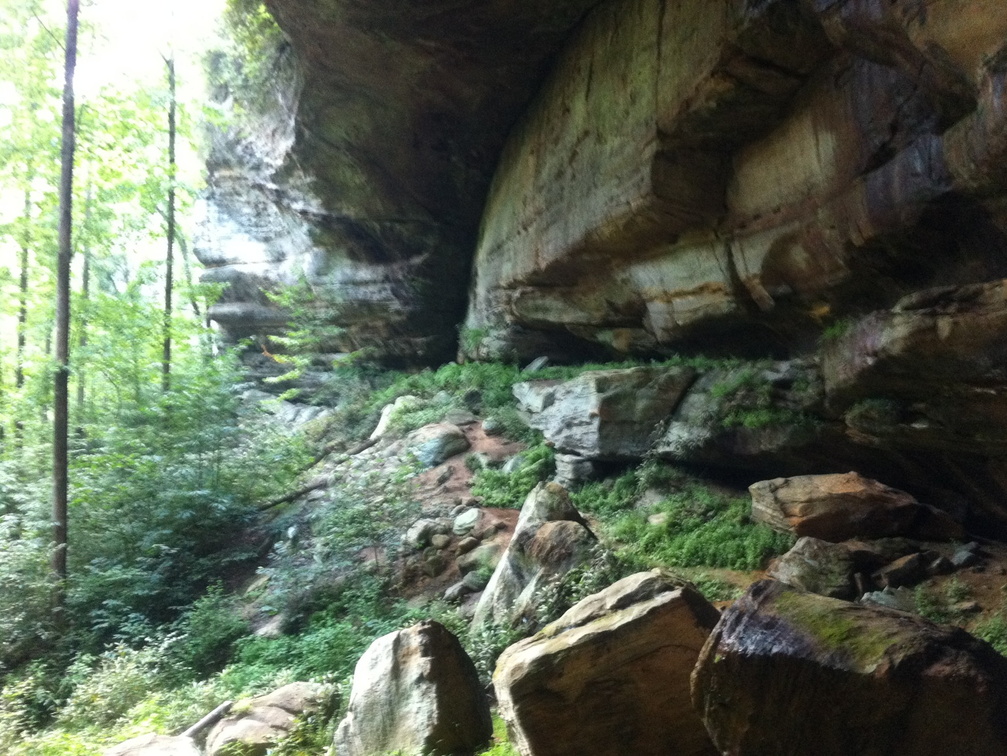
top-left (974, 611), bottom-right (1007, 657)
top-left (476, 715), bottom-right (520, 756)
top-left (471, 445), bottom-right (555, 509)
top-left (819, 317), bottom-right (855, 345)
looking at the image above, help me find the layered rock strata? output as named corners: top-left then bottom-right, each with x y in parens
top-left (463, 0), bottom-right (1007, 361)
top-left (197, 0), bottom-right (603, 361)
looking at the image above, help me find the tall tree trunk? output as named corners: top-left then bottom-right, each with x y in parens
top-left (162, 55), bottom-right (176, 393)
top-left (16, 159), bottom-right (32, 393)
top-left (76, 179), bottom-right (93, 431)
top-left (15, 158), bottom-right (33, 443)
top-left (53, 0), bottom-right (80, 619)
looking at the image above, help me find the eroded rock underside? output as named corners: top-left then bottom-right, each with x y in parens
top-left (195, 1), bottom-right (1007, 519)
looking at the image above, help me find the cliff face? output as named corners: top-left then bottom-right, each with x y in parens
top-left (464, 0), bottom-right (1007, 360)
top-left (196, 0), bottom-right (602, 362)
top-left (195, 0), bottom-right (1007, 517)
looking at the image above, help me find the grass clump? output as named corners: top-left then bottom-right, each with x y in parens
top-left (471, 444), bottom-right (555, 509)
top-left (605, 481), bottom-right (792, 572)
top-left (974, 612), bottom-right (1007, 656)
top-left (476, 715), bottom-right (520, 756)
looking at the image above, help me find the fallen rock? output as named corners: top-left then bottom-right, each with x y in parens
top-left (513, 366), bottom-right (696, 460)
top-left (692, 580), bottom-right (1007, 756)
top-left (207, 682), bottom-right (332, 756)
top-left (370, 395), bottom-right (422, 440)
top-left (103, 734), bottom-right (200, 756)
top-left (768, 537), bottom-right (891, 600)
top-left (472, 483), bottom-right (596, 629)
top-left (408, 423), bottom-right (471, 468)
top-left (553, 453), bottom-right (596, 488)
top-left (874, 553), bottom-right (927, 589)
top-left (750, 472), bottom-right (961, 542)
top-left (495, 571), bottom-right (719, 756)
top-left (333, 621), bottom-right (491, 756)
top-left (453, 508), bottom-right (482, 536)
top-left (405, 519), bottom-right (441, 549)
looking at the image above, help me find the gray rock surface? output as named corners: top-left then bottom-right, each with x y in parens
top-left (333, 621), bottom-right (491, 756)
top-left (473, 483), bottom-right (595, 629)
top-left (514, 366), bottom-right (695, 460)
top-left (103, 735), bottom-right (200, 756)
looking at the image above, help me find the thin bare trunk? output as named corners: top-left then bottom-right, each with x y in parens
top-left (53, 0), bottom-right (80, 619)
top-left (162, 56), bottom-right (176, 393)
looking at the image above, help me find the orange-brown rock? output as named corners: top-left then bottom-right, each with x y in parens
top-left (692, 580), bottom-right (1007, 756)
top-left (750, 472), bottom-right (963, 542)
top-left (495, 571), bottom-right (720, 756)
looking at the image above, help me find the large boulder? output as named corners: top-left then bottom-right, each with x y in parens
top-left (767, 536), bottom-right (914, 600)
top-left (407, 423), bottom-right (471, 468)
top-left (495, 571), bottom-right (720, 756)
top-left (513, 366), bottom-right (696, 459)
top-left (333, 621), bottom-right (491, 756)
top-left (103, 735), bottom-right (200, 756)
top-left (692, 580), bottom-right (1007, 756)
top-left (750, 472), bottom-right (962, 542)
top-left (206, 682), bottom-right (332, 756)
top-left (472, 483), bottom-right (596, 629)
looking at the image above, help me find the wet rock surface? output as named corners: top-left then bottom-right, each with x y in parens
top-left (692, 580), bottom-right (1007, 756)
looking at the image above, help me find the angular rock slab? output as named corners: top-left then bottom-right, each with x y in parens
top-left (472, 482), bottom-right (595, 629)
top-left (750, 472), bottom-right (962, 542)
top-left (207, 681), bottom-right (332, 756)
top-left (494, 571), bottom-right (720, 756)
top-left (334, 620), bottom-right (491, 756)
top-left (103, 734), bottom-right (200, 756)
top-left (692, 580), bottom-right (1007, 756)
top-left (767, 537), bottom-right (887, 600)
top-left (513, 366), bottom-right (696, 460)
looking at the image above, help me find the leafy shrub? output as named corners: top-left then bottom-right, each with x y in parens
top-left (58, 639), bottom-right (176, 730)
top-left (471, 444), bottom-right (555, 509)
top-left (169, 587), bottom-right (250, 680)
top-left (606, 481), bottom-right (793, 571)
top-left (974, 612), bottom-right (1007, 656)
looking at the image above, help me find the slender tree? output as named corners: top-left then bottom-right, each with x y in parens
top-left (52, 0), bottom-right (80, 617)
top-left (162, 55), bottom-right (176, 392)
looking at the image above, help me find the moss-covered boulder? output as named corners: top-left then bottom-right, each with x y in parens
top-left (692, 580), bottom-right (1007, 756)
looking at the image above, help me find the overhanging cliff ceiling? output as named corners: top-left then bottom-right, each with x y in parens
top-left (197, 0), bottom-right (1007, 364)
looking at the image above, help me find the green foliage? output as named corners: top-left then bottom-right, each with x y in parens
top-left (0, 511), bottom-right (56, 673)
top-left (687, 572), bottom-right (744, 602)
top-left (471, 444), bottom-right (556, 509)
top-left (476, 716), bottom-right (520, 756)
top-left (819, 317), bottom-right (855, 344)
top-left (58, 639), bottom-right (175, 730)
top-left (844, 397), bottom-right (903, 433)
top-left (168, 587), bottom-right (250, 679)
top-left (573, 464), bottom-right (794, 571)
top-left (974, 612), bottom-right (1007, 657)
top-left (210, 0), bottom-right (287, 116)
top-left (914, 579), bottom-right (974, 625)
